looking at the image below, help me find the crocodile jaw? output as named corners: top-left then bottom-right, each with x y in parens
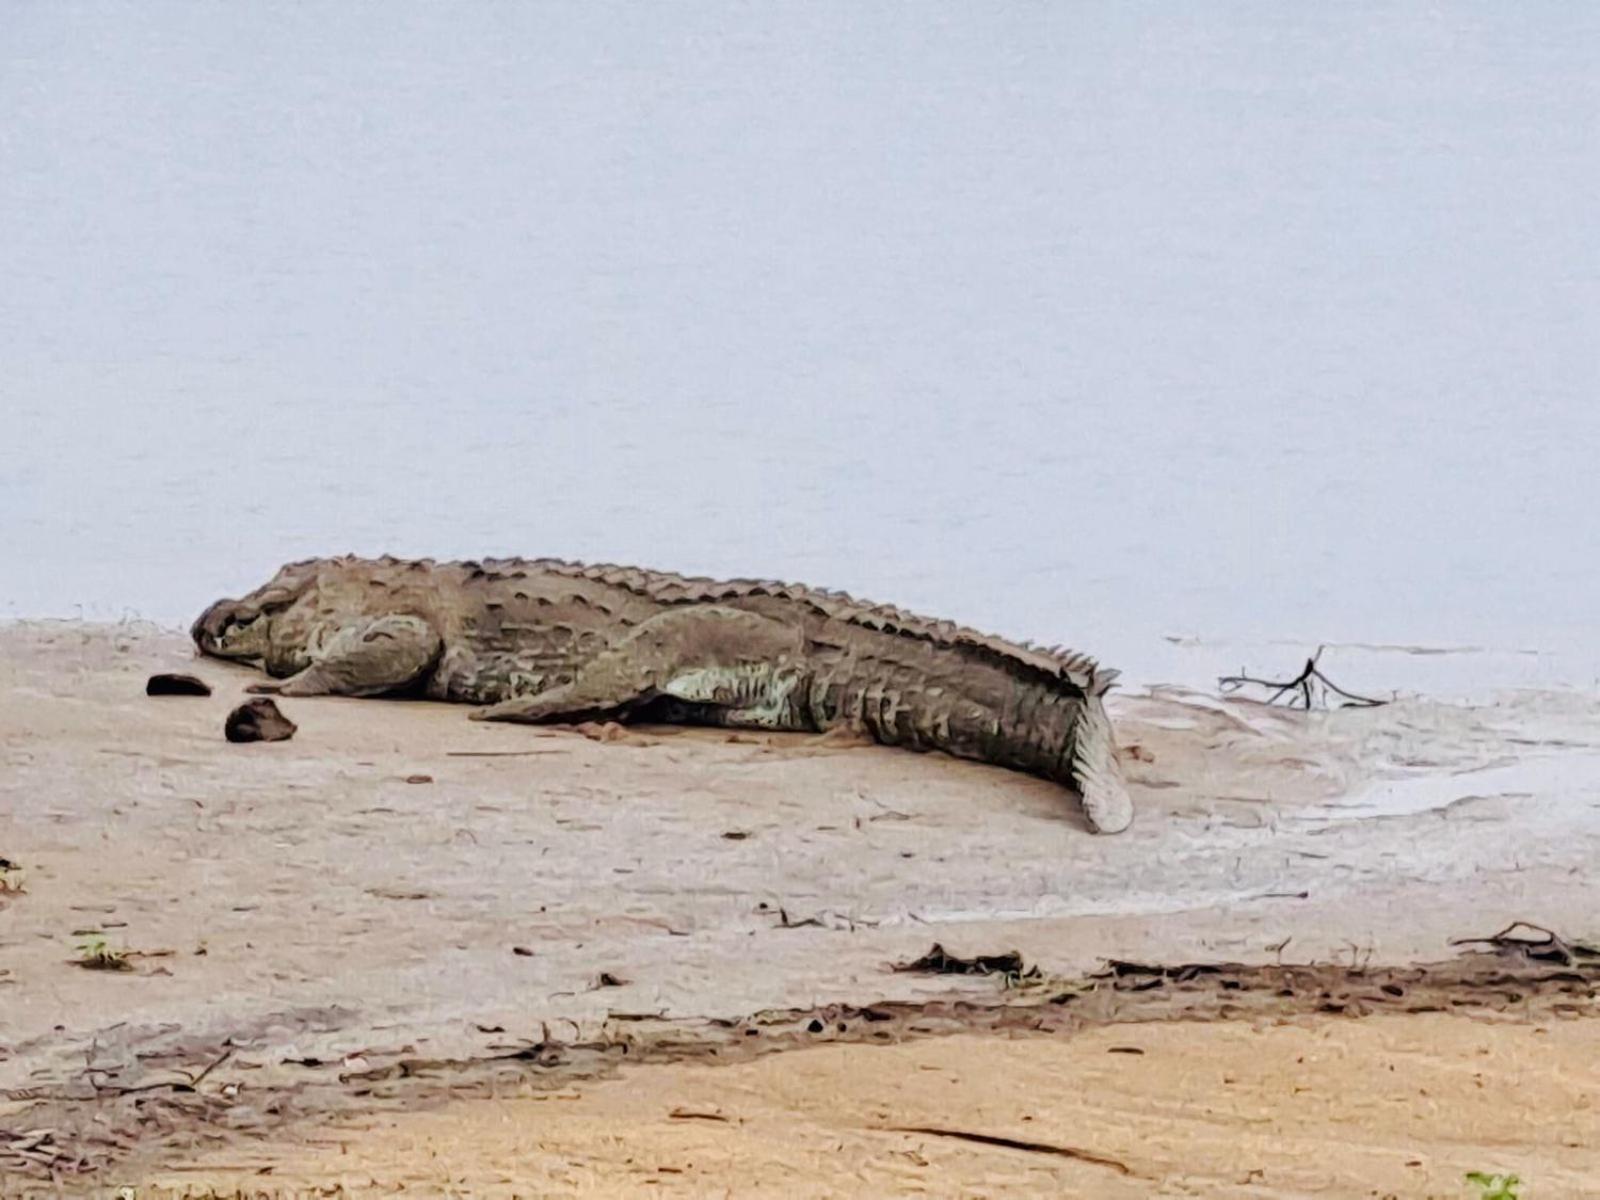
top-left (192, 597), bottom-right (273, 661)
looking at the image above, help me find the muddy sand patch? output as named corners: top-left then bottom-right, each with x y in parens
top-left (5, 624), bottom-right (1600, 1194)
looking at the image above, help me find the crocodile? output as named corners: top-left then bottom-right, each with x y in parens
top-left (192, 556), bottom-right (1133, 833)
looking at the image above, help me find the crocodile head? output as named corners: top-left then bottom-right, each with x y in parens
top-left (192, 560), bottom-right (323, 663)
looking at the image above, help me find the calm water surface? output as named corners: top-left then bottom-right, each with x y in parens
top-left (3, 3), bottom-right (1596, 691)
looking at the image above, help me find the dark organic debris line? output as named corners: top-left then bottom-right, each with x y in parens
top-left (1218, 646), bottom-right (1387, 709)
top-left (892, 943), bottom-right (1040, 980)
top-left (885, 1125), bottom-right (1134, 1175)
top-left (5, 935), bottom-right (1598, 1180)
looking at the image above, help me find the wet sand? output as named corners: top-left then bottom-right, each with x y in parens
top-left (2, 621), bottom-right (1599, 1194)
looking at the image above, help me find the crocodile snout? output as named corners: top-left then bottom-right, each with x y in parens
top-left (192, 599), bottom-right (230, 649)
top-left (192, 598), bottom-right (254, 654)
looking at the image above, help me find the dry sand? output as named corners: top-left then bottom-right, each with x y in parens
top-left (2, 621), bottom-right (1599, 1195)
top-left (139, 1017), bottom-right (1600, 1198)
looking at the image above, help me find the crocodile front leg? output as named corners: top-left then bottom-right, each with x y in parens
top-left (246, 615), bottom-right (441, 697)
top-left (471, 605), bottom-right (807, 725)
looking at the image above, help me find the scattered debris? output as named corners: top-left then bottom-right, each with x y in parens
top-left (669, 1107), bottom-right (730, 1122)
top-left (404, 774), bottom-right (434, 784)
top-left (574, 720), bottom-right (653, 745)
top-left (73, 938), bottom-right (131, 972)
top-left (512, 946), bottom-right (535, 957)
top-left (225, 698), bottom-right (297, 743)
top-left (1219, 647), bottom-right (1386, 709)
top-left (721, 830), bottom-right (749, 840)
top-left (590, 972), bottom-right (628, 989)
top-left (0, 1128), bottom-right (79, 1175)
top-left (774, 907), bottom-right (822, 929)
top-left (446, 748), bottom-right (564, 757)
top-left (892, 943), bottom-right (1040, 981)
top-left (756, 902), bottom-right (876, 931)
top-left (87, 1046), bottom-right (234, 1097)
top-left (1104, 960), bottom-right (1226, 986)
top-left (145, 673), bottom-right (212, 697)
top-left (366, 887), bottom-right (434, 901)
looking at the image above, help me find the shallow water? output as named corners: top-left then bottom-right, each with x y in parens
top-left (4, 3), bottom-right (1596, 692)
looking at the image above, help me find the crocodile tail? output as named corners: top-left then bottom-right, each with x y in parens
top-left (1070, 692), bottom-right (1133, 834)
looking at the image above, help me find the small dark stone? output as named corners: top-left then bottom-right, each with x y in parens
top-left (225, 698), bottom-right (297, 743)
top-left (146, 673), bottom-right (212, 697)
top-left (806, 1018), bottom-right (824, 1034)
top-left (512, 946), bottom-right (534, 957)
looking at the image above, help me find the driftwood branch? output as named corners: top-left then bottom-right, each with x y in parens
top-left (1218, 647), bottom-right (1386, 709)
top-left (1449, 921), bottom-right (1599, 967)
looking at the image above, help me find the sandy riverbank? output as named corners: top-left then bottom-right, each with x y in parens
top-left (136, 1014), bottom-right (1600, 1198)
top-left (2, 621), bottom-right (1598, 1194)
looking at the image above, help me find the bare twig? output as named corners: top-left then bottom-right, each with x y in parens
top-left (885, 1126), bottom-right (1134, 1175)
top-left (183, 1045), bottom-right (234, 1089)
top-left (1219, 647), bottom-right (1386, 709)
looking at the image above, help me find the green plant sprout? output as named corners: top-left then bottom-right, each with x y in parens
top-left (1466, 1171), bottom-right (1521, 1200)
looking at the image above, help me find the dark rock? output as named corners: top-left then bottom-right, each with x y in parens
top-left (225, 698), bottom-right (297, 743)
top-left (146, 673), bottom-right (212, 697)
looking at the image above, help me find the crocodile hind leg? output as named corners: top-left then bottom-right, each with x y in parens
top-left (246, 615), bottom-right (441, 697)
top-left (471, 605), bottom-right (809, 726)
